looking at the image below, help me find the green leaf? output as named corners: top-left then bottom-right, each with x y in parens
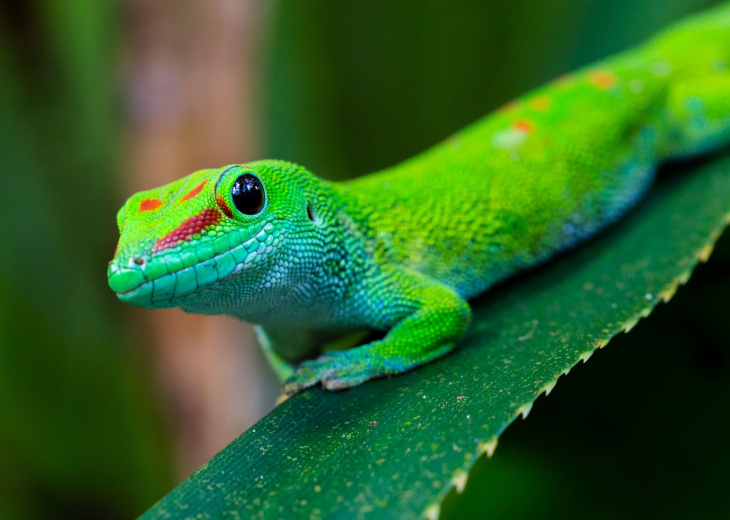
top-left (142, 155), bottom-right (730, 519)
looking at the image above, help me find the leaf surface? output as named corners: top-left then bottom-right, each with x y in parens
top-left (143, 156), bottom-right (730, 519)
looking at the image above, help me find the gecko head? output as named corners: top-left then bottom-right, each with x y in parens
top-left (108, 161), bottom-right (336, 314)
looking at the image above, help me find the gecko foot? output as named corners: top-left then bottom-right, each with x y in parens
top-left (282, 353), bottom-right (374, 395)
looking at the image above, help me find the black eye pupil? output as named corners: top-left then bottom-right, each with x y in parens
top-left (231, 174), bottom-right (264, 215)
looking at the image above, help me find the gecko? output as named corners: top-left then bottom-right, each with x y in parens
top-left (108, 3), bottom-right (730, 395)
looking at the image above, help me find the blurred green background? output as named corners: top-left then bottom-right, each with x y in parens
top-left (0, 0), bottom-right (727, 518)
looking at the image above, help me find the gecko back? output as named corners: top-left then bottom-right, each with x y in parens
top-left (340, 2), bottom-right (730, 300)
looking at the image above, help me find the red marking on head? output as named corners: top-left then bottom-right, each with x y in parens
top-left (512, 119), bottom-right (534, 134)
top-left (140, 198), bottom-right (163, 212)
top-left (181, 180), bottom-right (208, 202)
top-left (589, 70), bottom-right (617, 89)
top-left (531, 96), bottom-right (551, 111)
top-left (153, 208), bottom-right (222, 252)
top-left (113, 240), bottom-right (120, 259)
top-left (216, 194), bottom-right (234, 218)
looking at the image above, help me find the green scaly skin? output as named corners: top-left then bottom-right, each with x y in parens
top-left (109, 4), bottom-right (730, 394)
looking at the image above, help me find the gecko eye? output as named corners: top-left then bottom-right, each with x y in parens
top-left (231, 174), bottom-right (264, 215)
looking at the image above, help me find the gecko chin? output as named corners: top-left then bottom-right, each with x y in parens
top-left (113, 278), bottom-right (176, 309)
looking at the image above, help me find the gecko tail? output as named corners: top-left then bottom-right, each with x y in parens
top-left (655, 1), bottom-right (730, 39)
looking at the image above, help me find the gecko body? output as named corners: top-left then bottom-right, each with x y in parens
top-left (109, 4), bottom-right (730, 393)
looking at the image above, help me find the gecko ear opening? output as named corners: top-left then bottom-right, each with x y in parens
top-left (306, 201), bottom-right (321, 224)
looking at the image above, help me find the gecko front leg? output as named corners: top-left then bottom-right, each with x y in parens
top-left (255, 325), bottom-right (357, 382)
top-left (282, 270), bottom-right (472, 394)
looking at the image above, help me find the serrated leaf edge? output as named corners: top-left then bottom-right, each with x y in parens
top-left (420, 224), bottom-right (727, 519)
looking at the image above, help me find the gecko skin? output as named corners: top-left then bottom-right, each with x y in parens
top-left (109, 4), bottom-right (730, 394)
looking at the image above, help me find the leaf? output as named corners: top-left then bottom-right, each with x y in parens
top-left (439, 240), bottom-right (730, 519)
top-left (142, 154), bottom-right (730, 519)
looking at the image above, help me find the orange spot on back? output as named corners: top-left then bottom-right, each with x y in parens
top-left (512, 119), bottom-right (535, 133)
top-left (531, 96), bottom-right (551, 111)
top-left (589, 70), bottom-right (617, 89)
top-left (552, 74), bottom-right (572, 87)
top-left (181, 180), bottom-right (208, 202)
top-left (140, 198), bottom-right (163, 212)
top-left (497, 101), bottom-right (519, 113)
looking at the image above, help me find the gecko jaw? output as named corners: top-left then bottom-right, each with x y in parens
top-left (109, 222), bottom-right (272, 308)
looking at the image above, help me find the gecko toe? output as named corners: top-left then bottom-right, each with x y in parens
top-left (321, 369), bottom-right (368, 390)
top-left (282, 374), bottom-right (319, 395)
top-left (282, 359), bottom-right (332, 394)
top-left (284, 351), bottom-right (384, 394)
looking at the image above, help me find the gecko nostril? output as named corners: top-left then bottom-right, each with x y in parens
top-left (133, 257), bottom-right (145, 266)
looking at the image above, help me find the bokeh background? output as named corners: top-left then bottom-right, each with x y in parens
top-left (0, 0), bottom-right (728, 518)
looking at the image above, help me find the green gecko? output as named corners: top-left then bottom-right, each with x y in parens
top-left (109, 4), bottom-right (730, 395)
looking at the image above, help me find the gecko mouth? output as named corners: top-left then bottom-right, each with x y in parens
top-left (108, 222), bottom-right (273, 308)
